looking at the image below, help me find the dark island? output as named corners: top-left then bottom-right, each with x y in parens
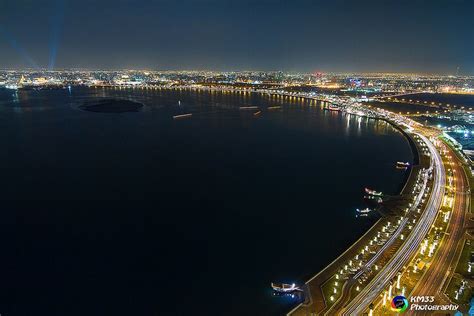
top-left (79, 99), bottom-right (143, 113)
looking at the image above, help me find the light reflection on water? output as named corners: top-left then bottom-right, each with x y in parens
top-left (0, 87), bottom-right (413, 316)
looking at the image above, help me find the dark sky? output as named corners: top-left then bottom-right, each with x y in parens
top-left (0, 0), bottom-right (473, 73)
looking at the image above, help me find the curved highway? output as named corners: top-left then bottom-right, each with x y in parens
top-left (341, 133), bottom-right (446, 315)
top-left (406, 142), bottom-right (469, 315)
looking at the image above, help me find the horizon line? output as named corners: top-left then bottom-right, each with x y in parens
top-left (0, 67), bottom-right (470, 77)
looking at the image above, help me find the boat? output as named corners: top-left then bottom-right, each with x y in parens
top-left (396, 161), bottom-right (410, 167)
top-left (5, 84), bottom-right (19, 90)
top-left (173, 113), bottom-right (192, 119)
top-left (253, 111), bottom-right (261, 116)
top-left (356, 208), bottom-right (373, 214)
top-left (365, 188), bottom-right (383, 196)
top-left (239, 106), bottom-right (258, 110)
top-left (271, 282), bottom-right (300, 293)
top-left (324, 104), bottom-right (340, 112)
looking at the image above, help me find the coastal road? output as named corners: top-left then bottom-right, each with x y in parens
top-left (340, 133), bottom-right (446, 315)
top-left (326, 166), bottom-right (427, 314)
top-left (406, 143), bottom-right (469, 315)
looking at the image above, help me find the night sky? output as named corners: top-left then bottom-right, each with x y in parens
top-left (0, 0), bottom-right (473, 73)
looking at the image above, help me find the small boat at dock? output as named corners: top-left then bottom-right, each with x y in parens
top-left (356, 208), bottom-right (373, 214)
top-left (271, 282), bottom-right (300, 293)
top-left (356, 208), bottom-right (373, 218)
top-left (324, 104), bottom-right (341, 112)
top-left (396, 161), bottom-right (410, 167)
top-left (5, 84), bottom-right (19, 90)
top-left (365, 188), bottom-right (383, 196)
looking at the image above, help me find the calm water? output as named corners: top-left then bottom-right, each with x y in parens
top-left (0, 87), bottom-right (412, 316)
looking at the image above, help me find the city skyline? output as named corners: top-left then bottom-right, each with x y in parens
top-left (0, 0), bottom-right (473, 73)
top-left (2, 1), bottom-right (474, 315)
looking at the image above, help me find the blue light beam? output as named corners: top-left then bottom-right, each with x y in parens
top-left (0, 25), bottom-right (39, 69)
top-left (48, 0), bottom-right (66, 70)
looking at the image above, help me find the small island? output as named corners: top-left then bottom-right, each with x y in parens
top-left (79, 99), bottom-right (143, 113)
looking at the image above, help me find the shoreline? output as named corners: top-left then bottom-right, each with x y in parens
top-left (380, 117), bottom-right (420, 195)
top-left (288, 116), bottom-right (422, 315)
